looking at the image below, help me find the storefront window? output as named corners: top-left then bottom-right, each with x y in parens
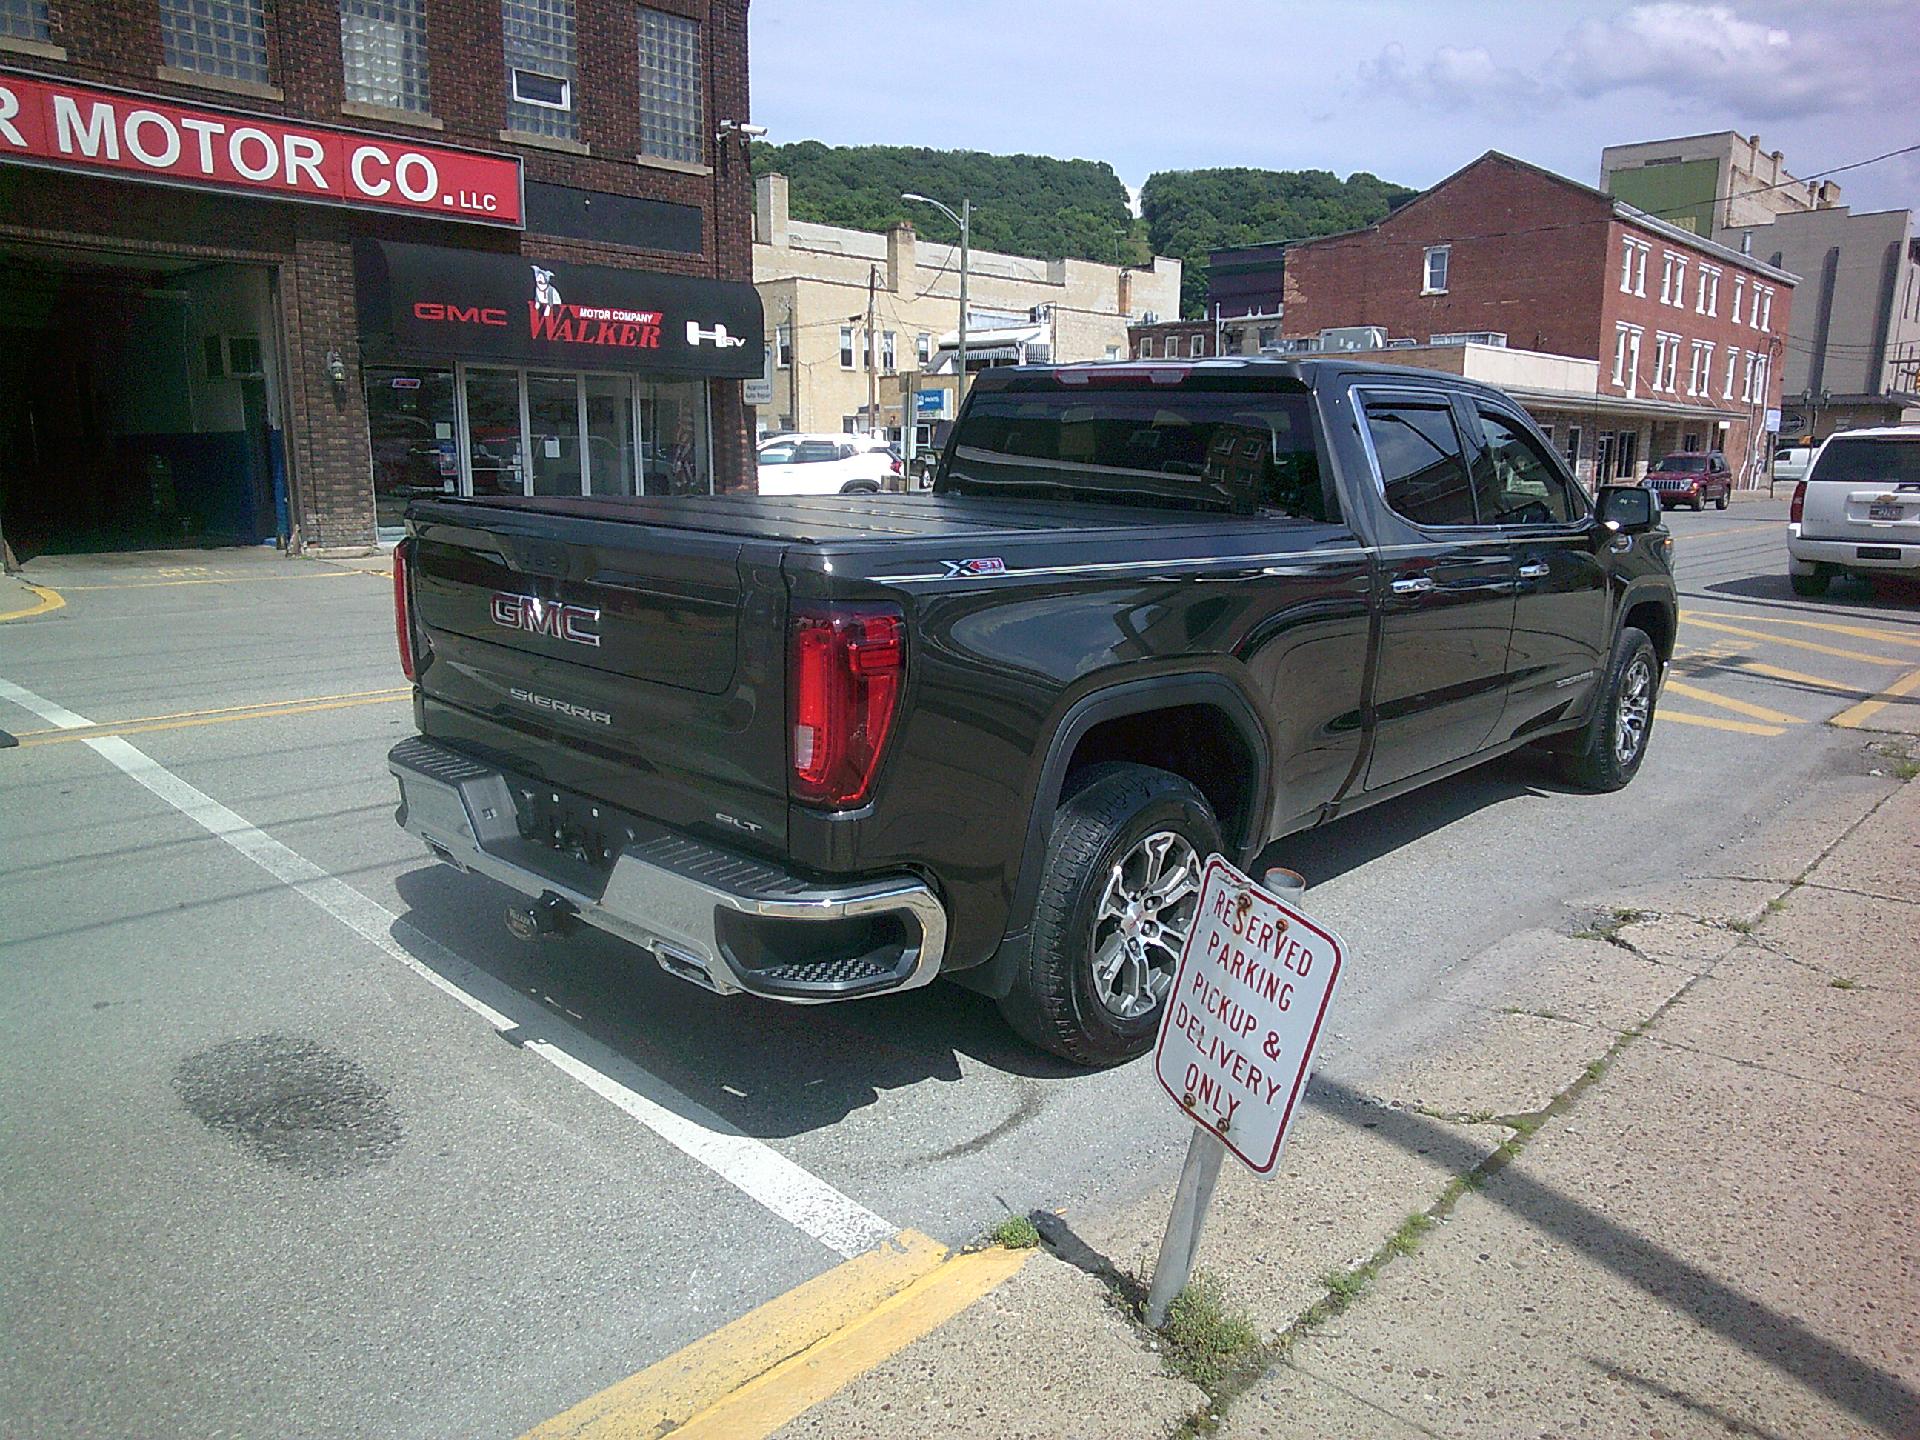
top-left (465, 368), bottom-right (525, 497)
top-left (641, 377), bottom-right (709, 495)
top-left (366, 366), bottom-right (456, 536)
top-left (527, 371), bottom-right (583, 496)
top-left (585, 375), bottom-right (638, 495)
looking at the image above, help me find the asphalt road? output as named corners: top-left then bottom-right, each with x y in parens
top-left (4, 502), bottom-right (1917, 1438)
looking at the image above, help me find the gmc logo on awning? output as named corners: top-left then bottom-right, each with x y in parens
top-left (489, 592), bottom-right (601, 647)
top-left (414, 302), bottom-right (508, 326)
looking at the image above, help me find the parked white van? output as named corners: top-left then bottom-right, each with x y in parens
top-left (1786, 426), bottom-right (1920, 596)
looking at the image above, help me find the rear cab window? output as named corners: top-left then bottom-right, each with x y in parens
top-left (1359, 394), bottom-right (1478, 527)
top-left (938, 377), bottom-right (1336, 522)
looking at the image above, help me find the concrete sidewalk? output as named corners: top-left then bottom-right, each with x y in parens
top-left (773, 750), bottom-right (1920, 1440)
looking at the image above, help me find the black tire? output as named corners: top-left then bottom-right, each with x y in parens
top-left (1715, 491), bottom-right (1729, 510)
top-left (998, 763), bottom-right (1222, 1067)
top-left (1790, 569), bottom-right (1830, 597)
top-left (840, 481), bottom-right (880, 496)
top-left (1555, 627), bottom-right (1659, 792)
top-left (1694, 497), bottom-right (1705, 511)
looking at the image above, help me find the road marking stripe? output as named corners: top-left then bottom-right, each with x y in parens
top-left (10, 686), bottom-right (410, 736)
top-left (1680, 617), bottom-right (1908, 666)
top-left (1689, 611), bottom-right (1920, 649)
top-left (1655, 708), bottom-right (1785, 737)
top-left (1739, 661), bottom-right (1869, 695)
top-left (1680, 524), bottom-right (1770, 541)
top-left (1660, 680), bottom-right (1804, 725)
top-left (1830, 663), bottom-right (1920, 730)
top-left (0, 674), bottom-right (895, 1261)
top-left (524, 1230), bottom-right (951, 1439)
top-left (16, 691), bottom-right (409, 746)
top-left (0, 581), bottom-right (66, 622)
top-left (56, 569), bottom-right (368, 592)
top-left (667, 1246), bottom-right (1028, 1440)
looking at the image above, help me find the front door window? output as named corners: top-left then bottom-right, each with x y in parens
top-left (584, 374), bottom-right (637, 495)
top-left (464, 368), bottom-right (525, 496)
top-left (527, 371), bottom-right (583, 496)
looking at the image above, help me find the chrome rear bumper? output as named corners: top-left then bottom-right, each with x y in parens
top-left (388, 736), bottom-right (947, 1003)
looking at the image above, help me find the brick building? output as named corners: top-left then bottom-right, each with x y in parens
top-left (0, 0), bottom-right (760, 560)
top-left (1128, 317), bottom-right (1216, 360)
top-left (1282, 153), bottom-right (1796, 486)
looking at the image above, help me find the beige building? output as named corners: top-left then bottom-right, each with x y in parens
top-left (752, 174), bottom-right (1180, 444)
top-left (1601, 131), bottom-right (1841, 236)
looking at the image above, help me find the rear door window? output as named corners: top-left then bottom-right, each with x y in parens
top-left (794, 441), bottom-right (841, 464)
top-left (1810, 437), bottom-right (1920, 485)
top-left (1363, 396), bottom-right (1479, 527)
top-left (758, 443), bottom-right (796, 465)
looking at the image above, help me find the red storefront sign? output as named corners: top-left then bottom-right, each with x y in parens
top-left (0, 69), bottom-right (522, 227)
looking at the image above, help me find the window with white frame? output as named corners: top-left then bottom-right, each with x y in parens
top-left (503, 0), bottom-right (577, 140)
top-left (340, 0), bottom-right (429, 113)
top-left (1758, 286), bottom-right (1773, 331)
top-left (839, 326), bottom-right (855, 369)
top-left (1723, 345), bottom-right (1739, 400)
top-left (1633, 241), bottom-right (1648, 296)
top-left (1740, 351), bottom-right (1759, 402)
top-left (774, 324), bottom-right (791, 368)
top-left (1422, 245), bottom-right (1450, 294)
top-left (1618, 238), bottom-right (1650, 296)
top-left (1731, 274), bottom-right (1746, 327)
top-left (1696, 264), bottom-right (1720, 316)
top-left (1190, 334), bottom-right (1204, 357)
top-left (1563, 426), bottom-right (1581, 471)
top-left (637, 5), bottom-right (703, 166)
top-left (1659, 253), bottom-right (1678, 306)
top-left (1671, 256), bottom-right (1687, 306)
top-left (881, 331), bottom-right (897, 374)
top-left (1654, 331), bottom-right (1682, 392)
top-left (916, 332), bottom-right (932, 364)
top-left (1749, 284), bottom-right (1764, 327)
top-left (1612, 323), bottom-right (1643, 390)
top-left (1688, 340), bottom-right (1713, 397)
top-left (1137, 337), bottom-right (1153, 358)
top-left (160, 0), bottom-right (270, 85)
top-left (1, 0), bottom-right (50, 42)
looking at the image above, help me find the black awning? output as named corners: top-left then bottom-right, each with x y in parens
top-left (354, 239), bottom-right (762, 378)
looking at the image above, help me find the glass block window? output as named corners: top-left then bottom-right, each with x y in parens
top-left (637, 6), bottom-right (703, 166)
top-left (0, 0), bottom-right (50, 43)
top-left (502, 0), bottom-right (578, 141)
top-left (341, 0), bottom-right (429, 113)
top-left (160, 0), bottom-right (270, 86)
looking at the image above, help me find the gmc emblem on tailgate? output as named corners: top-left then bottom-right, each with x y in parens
top-left (489, 592), bottom-right (602, 647)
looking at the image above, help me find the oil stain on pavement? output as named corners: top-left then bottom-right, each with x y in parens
top-left (173, 1035), bottom-right (401, 1179)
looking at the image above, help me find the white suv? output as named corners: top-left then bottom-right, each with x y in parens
top-left (756, 434), bottom-right (901, 496)
top-left (1787, 426), bottom-right (1920, 596)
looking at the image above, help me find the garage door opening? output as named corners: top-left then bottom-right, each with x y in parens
top-left (0, 246), bottom-right (286, 562)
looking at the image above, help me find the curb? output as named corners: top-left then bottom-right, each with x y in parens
top-left (0, 580), bottom-right (65, 623)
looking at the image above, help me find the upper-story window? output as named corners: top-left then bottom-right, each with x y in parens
top-left (1696, 264), bottom-right (1720, 316)
top-left (1137, 337), bottom-right (1154, 358)
top-left (160, 0), bottom-right (270, 86)
top-left (1190, 334), bottom-right (1205, 357)
top-left (637, 5), bottom-right (703, 167)
top-left (503, 0), bottom-right (578, 141)
top-left (1755, 285), bottom-right (1772, 330)
top-left (1, 0), bottom-right (50, 43)
top-left (881, 331), bottom-right (897, 373)
top-left (917, 332), bottom-right (932, 364)
top-left (839, 326), bottom-right (855, 369)
top-left (774, 324), bottom-right (791, 369)
top-left (1731, 274), bottom-right (1746, 326)
top-left (1422, 244), bottom-right (1450, 295)
top-left (1618, 238), bottom-right (1649, 297)
top-left (1659, 252), bottom-right (1689, 306)
top-left (340, 0), bottom-right (429, 113)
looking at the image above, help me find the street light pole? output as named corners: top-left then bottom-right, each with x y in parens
top-left (902, 191), bottom-right (972, 410)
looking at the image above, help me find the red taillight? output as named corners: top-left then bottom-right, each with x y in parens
top-left (789, 603), bottom-right (906, 808)
top-left (890, 457), bottom-right (903, 475)
top-left (1790, 480), bottom-right (1806, 525)
top-left (393, 541), bottom-right (418, 682)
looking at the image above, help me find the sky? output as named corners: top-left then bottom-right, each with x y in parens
top-left (748, 1), bottom-right (1920, 218)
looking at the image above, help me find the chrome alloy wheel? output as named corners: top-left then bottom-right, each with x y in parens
top-left (1615, 654), bottom-right (1654, 767)
top-left (1089, 830), bottom-right (1202, 1019)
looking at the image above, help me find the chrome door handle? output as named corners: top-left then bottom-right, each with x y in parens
top-left (1390, 576), bottom-right (1436, 595)
top-left (1518, 562), bottom-right (1551, 579)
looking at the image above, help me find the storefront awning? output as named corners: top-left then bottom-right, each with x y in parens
top-left (354, 240), bottom-right (763, 378)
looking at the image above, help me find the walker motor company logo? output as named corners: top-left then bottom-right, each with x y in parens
top-left (0, 69), bottom-right (522, 227)
top-left (527, 265), bottom-right (665, 351)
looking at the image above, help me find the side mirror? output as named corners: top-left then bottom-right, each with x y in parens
top-left (1596, 484), bottom-right (1656, 535)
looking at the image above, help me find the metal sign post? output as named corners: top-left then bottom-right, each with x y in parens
top-left (1144, 863), bottom-right (1340, 1328)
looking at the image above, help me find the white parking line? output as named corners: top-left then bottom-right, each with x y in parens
top-left (0, 675), bottom-right (896, 1260)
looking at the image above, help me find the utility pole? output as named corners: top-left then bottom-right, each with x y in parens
top-left (903, 192), bottom-right (972, 414)
top-left (866, 263), bottom-right (880, 440)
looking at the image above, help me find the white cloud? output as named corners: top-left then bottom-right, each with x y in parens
top-left (1362, 41), bottom-right (1548, 110)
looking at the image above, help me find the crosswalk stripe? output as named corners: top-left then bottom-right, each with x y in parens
top-left (1661, 680), bottom-right (1803, 725)
top-left (1689, 611), bottom-right (1920, 650)
top-left (1681, 617), bottom-right (1907, 666)
top-left (1655, 708), bottom-right (1785, 737)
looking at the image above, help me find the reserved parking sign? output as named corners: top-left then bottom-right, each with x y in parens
top-left (1152, 856), bottom-right (1344, 1175)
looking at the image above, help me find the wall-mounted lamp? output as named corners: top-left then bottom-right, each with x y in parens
top-left (325, 348), bottom-right (347, 387)
top-left (716, 119), bottom-right (767, 143)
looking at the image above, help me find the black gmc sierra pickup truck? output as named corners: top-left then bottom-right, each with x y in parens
top-left (387, 358), bottom-right (1676, 1065)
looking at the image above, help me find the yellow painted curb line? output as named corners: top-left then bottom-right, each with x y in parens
top-left (525, 1230), bottom-right (955, 1440)
top-left (1690, 611), bottom-right (1920, 650)
top-left (1831, 663), bottom-right (1920, 730)
top-left (1657, 708), bottom-right (1784, 737)
top-left (669, 1244), bottom-right (1030, 1440)
top-left (0, 581), bottom-right (64, 622)
top-left (1680, 616), bottom-right (1907, 667)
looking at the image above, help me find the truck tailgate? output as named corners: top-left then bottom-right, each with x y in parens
top-left (407, 503), bottom-right (790, 850)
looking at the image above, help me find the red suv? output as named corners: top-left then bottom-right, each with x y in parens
top-left (1646, 452), bottom-right (1733, 510)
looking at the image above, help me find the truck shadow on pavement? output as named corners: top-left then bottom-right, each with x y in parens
top-left (389, 864), bottom-right (1086, 1144)
top-left (1308, 1078), bottom-right (1920, 1437)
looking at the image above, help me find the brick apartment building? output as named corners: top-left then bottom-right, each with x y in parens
top-left (0, 0), bottom-right (760, 559)
top-left (1282, 153), bottom-right (1796, 486)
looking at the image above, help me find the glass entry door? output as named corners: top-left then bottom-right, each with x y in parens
top-left (584, 375), bottom-right (638, 495)
top-left (528, 372), bottom-right (585, 496)
top-left (464, 368), bottom-right (525, 496)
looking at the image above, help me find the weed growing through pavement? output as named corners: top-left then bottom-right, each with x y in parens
top-left (1161, 1271), bottom-right (1259, 1390)
top-left (988, 1215), bottom-right (1040, 1250)
top-left (1830, 977), bottom-right (1860, 991)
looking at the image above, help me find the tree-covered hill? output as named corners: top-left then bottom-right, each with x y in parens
top-left (1142, 168), bottom-right (1419, 316)
top-left (749, 141), bottom-right (1141, 268)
